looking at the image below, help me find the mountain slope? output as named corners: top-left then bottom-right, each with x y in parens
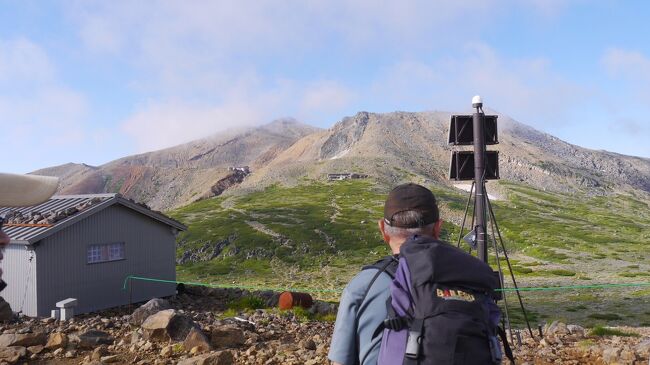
top-left (34, 111), bottom-right (650, 210)
top-left (33, 119), bottom-right (320, 210)
top-left (171, 178), bottom-right (650, 327)
top-left (30, 110), bottom-right (650, 326)
top-left (242, 111), bottom-right (650, 196)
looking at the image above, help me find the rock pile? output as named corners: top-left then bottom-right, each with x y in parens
top-left (0, 287), bottom-right (337, 365)
top-left (2, 198), bottom-right (103, 225)
top-left (514, 321), bottom-right (650, 365)
top-left (0, 288), bottom-right (647, 364)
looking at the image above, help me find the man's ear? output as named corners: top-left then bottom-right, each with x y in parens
top-left (433, 219), bottom-right (443, 239)
top-left (378, 219), bottom-right (390, 243)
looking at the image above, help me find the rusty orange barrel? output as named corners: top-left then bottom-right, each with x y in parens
top-left (278, 291), bottom-right (314, 310)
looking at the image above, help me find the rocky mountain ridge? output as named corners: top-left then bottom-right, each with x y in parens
top-left (241, 111), bottom-right (650, 198)
top-left (33, 112), bottom-right (650, 211)
top-left (33, 119), bottom-right (319, 210)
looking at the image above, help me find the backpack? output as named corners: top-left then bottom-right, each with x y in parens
top-left (364, 236), bottom-right (514, 365)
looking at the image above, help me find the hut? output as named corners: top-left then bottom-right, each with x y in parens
top-left (0, 194), bottom-right (186, 317)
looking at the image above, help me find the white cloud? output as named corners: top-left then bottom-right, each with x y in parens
top-left (63, 1), bottom-right (506, 146)
top-left (453, 43), bottom-right (584, 122)
top-left (69, 1), bottom-right (497, 55)
top-left (121, 78), bottom-right (359, 152)
top-left (0, 37), bottom-right (95, 172)
top-left (65, 1), bottom-right (511, 101)
top-left (0, 87), bottom-right (87, 143)
top-left (62, 1), bottom-right (581, 153)
top-left (523, 0), bottom-right (576, 17)
top-left (0, 38), bottom-right (88, 144)
top-left (600, 48), bottom-right (650, 121)
top-left (78, 15), bottom-right (123, 54)
top-left (608, 118), bottom-right (647, 136)
top-left (371, 42), bottom-right (584, 127)
top-left (0, 38), bottom-right (55, 84)
top-left (602, 48), bottom-right (650, 80)
top-left (119, 70), bottom-right (292, 152)
top-left (121, 101), bottom-right (264, 153)
top-left (300, 81), bottom-right (356, 114)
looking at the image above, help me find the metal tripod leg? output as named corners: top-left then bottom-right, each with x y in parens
top-left (457, 182), bottom-right (475, 248)
top-left (485, 188), bottom-right (535, 339)
top-left (487, 197), bottom-right (514, 344)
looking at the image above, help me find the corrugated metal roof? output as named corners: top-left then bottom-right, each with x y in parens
top-left (0, 194), bottom-right (186, 244)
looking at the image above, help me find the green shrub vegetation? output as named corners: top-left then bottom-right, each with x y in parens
top-left (588, 313), bottom-right (622, 321)
top-left (167, 179), bottom-right (650, 325)
top-left (227, 295), bottom-right (267, 312)
top-left (548, 269), bottom-right (577, 277)
top-left (512, 266), bottom-right (533, 274)
top-left (273, 306), bottom-right (337, 323)
top-left (631, 288), bottom-right (650, 297)
top-left (589, 326), bottom-right (639, 337)
top-left (619, 271), bottom-right (650, 278)
top-left (565, 304), bottom-right (588, 312)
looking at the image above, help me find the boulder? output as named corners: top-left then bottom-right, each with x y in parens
top-left (91, 345), bottom-right (108, 360)
top-left (130, 298), bottom-right (171, 326)
top-left (566, 324), bottom-right (585, 337)
top-left (264, 292), bottom-right (281, 307)
top-left (0, 346), bottom-right (27, 364)
top-left (71, 330), bottom-right (114, 349)
top-left (160, 345), bottom-right (173, 357)
top-left (602, 346), bottom-right (621, 364)
top-left (141, 309), bottom-right (198, 342)
top-left (545, 321), bottom-right (569, 336)
top-left (177, 350), bottom-right (234, 365)
top-left (45, 332), bottom-right (68, 350)
top-left (101, 355), bottom-right (120, 363)
top-left (301, 339), bottom-right (317, 351)
top-left (308, 300), bottom-right (336, 316)
top-left (0, 297), bottom-right (13, 322)
top-left (0, 332), bottom-right (47, 347)
top-left (27, 345), bottom-right (43, 354)
top-left (210, 326), bottom-right (245, 349)
top-left (619, 348), bottom-right (637, 363)
top-left (184, 327), bottom-right (213, 352)
top-left (635, 339), bottom-right (650, 357)
top-left (131, 329), bottom-right (143, 344)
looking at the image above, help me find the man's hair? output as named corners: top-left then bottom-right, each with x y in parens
top-left (384, 183), bottom-right (439, 228)
top-left (384, 210), bottom-right (436, 238)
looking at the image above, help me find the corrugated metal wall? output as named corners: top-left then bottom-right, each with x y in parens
top-left (35, 204), bottom-right (176, 317)
top-left (0, 244), bottom-right (38, 316)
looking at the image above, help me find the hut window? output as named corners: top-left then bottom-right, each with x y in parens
top-left (87, 242), bottom-right (125, 264)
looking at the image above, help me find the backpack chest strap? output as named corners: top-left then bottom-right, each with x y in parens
top-left (371, 297), bottom-right (407, 338)
top-left (404, 318), bottom-right (424, 360)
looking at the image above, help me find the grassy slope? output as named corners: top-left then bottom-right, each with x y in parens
top-left (169, 179), bottom-right (650, 327)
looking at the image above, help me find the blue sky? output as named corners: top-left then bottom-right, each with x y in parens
top-left (1, 0), bottom-right (649, 174)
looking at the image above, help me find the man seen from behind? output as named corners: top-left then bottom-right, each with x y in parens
top-left (328, 183), bottom-right (442, 365)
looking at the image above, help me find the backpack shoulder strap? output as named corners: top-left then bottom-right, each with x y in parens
top-left (359, 255), bottom-right (398, 305)
top-left (352, 256), bottom-right (398, 365)
top-left (362, 255), bottom-right (398, 277)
